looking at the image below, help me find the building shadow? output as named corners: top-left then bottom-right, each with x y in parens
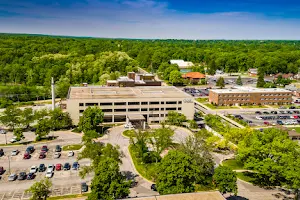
top-left (226, 196), bottom-right (249, 200)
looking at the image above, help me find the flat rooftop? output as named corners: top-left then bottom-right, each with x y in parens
top-left (210, 86), bottom-right (291, 94)
top-left (68, 86), bottom-right (191, 100)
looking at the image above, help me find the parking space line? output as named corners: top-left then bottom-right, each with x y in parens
top-left (0, 193), bottom-right (4, 200)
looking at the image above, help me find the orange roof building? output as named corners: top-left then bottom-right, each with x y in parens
top-left (182, 72), bottom-right (206, 83)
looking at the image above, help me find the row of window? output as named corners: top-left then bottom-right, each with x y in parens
top-left (220, 99), bottom-right (250, 102)
top-left (260, 98), bottom-right (292, 100)
top-left (79, 101), bottom-right (182, 107)
top-left (220, 93), bottom-right (292, 98)
top-left (80, 107), bottom-right (181, 113)
top-left (261, 93), bottom-right (292, 96)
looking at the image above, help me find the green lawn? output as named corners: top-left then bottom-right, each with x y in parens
top-left (239, 105), bottom-right (267, 108)
top-left (122, 130), bottom-right (136, 138)
top-left (289, 127), bottom-right (300, 133)
top-left (236, 172), bottom-right (256, 184)
top-left (48, 193), bottom-right (89, 200)
top-left (222, 159), bottom-right (245, 170)
top-left (62, 144), bottom-right (83, 151)
top-left (196, 98), bottom-right (208, 103)
top-left (204, 103), bottom-right (238, 110)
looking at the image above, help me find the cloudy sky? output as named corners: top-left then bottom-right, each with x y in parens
top-left (0, 0), bottom-right (300, 39)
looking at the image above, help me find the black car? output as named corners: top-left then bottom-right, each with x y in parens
top-left (55, 145), bottom-right (62, 152)
top-left (26, 146), bottom-right (35, 154)
top-left (39, 164), bottom-right (46, 172)
top-left (18, 172), bottom-right (26, 180)
top-left (255, 111), bottom-right (262, 115)
top-left (27, 173), bottom-right (35, 180)
top-left (0, 149), bottom-right (4, 157)
top-left (290, 106), bottom-right (296, 109)
top-left (151, 184), bottom-right (157, 191)
top-left (81, 182), bottom-right (88, 192)
top-left (277, 120), bottom-right (283, 125)
top-left (63, 163), bottom-right (70, 170)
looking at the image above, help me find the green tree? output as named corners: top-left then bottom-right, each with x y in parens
top-left (34, 109), bottom-right (48, 121)
top-left (156, 150), bottom-right (196, 195)
top-left (55, 76), bottom-right (71, 98)
top-left (26, 178), bottom-right (52, 200)
top-left (82, 130), bottom-right (99, 143)
top-left (88, 158), bottom-right (130, 200)
top-left (216, 77), bottom-right (225, 89)
top-left (236, 75), bottom-right (242, 85)
top-left (49, 108), bottom-right (72, 130)
top-left (169, 70), bottom-right (183, 85)
top-left (149, 126), bottom-right (174, 154)
top-left (35, 119), bottom-right (51, 141)
top-left (21, 108), bottom-right (35, 129)
top-left (78, 106), bottom-right (104, 132)
top-left (13, 128), bottom-right (24, 141)
top-left (0, 106), bottom-right (21, 130)
top-left (99, 73), bottom-right (110, 85)
top-left (165, 111), bottom-right (187, 126)
top-left (256, 67), bottom-right (265, 88)
top-left (188, 120), bottom-right (198, 129)
top-left (213, 166), bottom-right (237, 195)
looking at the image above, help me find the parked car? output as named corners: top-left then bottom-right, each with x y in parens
top-left (11, 150), bottom-right (19, 156)
top-left (55, 163), bottom-right (62, 171)
top-left (290, 106), bottom-right (296, 109)
top-left (27, 173), bottom-right (35, 180)
top-left (8, 174), bottom-right (17, 181)
top-left (10, 136), bottom-right (18, 143)
top-left (72, 162), bottom-right (80, 170)
top-left (18, 172), bottom-right (26, 180)
top-left (0, 149), bottom-right (4, 157)
top-left (29, 166), bottom-right (38, 173)
top-left (53, 152), bottom-right (61, 159)
top-left (23, 152), bottom-right (31, 159)
top-left (255, 111), bottom-right (262, 114)
top-left (39, 164), bottom-right (46, 172)
top-left (151, 184), bottom-right (157, 191)
top-left (264, 121), bottom-right (270, 125)
top-left (277, 120), bottom-right (284, 125)
top-left (256, 116), bottom-right (262, 120)
top-left (81, 182), bottom-right (88, 192)
top-left (0, 129), bottom-right (7, 134)
top-left (63, 163), bottom-right (70, 170)
top-left (41, 146), bottom-right (48, 152)
top-left (0, 167), bottom-right (4, 175)
top-left (68, 151), bottom-right (74, 157)
top-left (47, 164), bottom-right (55, 172)
top-left (124, 123), bottom-right (134, 129)
top-left (39, 152), bottom-right (46, 159)
top-left (26, 146), bottom-right (35, 154)
top-left (294, 116), bottom-right (299, 119)
top-left (45, 170), bottom-right (53, 178)
top-left (55, 145), bottom-right (61, 152)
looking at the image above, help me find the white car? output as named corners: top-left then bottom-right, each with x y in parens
top-left (45, 170), bottom-right (53, 178)
top-left (47, 164), bottom-right (54, 172)
top-left (124, 123), bottom-right (134, 129)
top-left (11, 150), bottom-right (19, 156)
top-left (0, 129), bottom-right (7, 134)
top-left (29, 166), bottom-right (38, 173)
top-left (10, 136), bottom-right (18, 143)
top-left (53, 152), bottom-right (61, 159)
top-left (8, 174), bottom-right (17, 181)
top-left (68, 151), bottom-right (74, 157)
top-left (256, 116), bottom-right (262, 120)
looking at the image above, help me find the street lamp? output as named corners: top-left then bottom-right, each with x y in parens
top-left (7, 155), bottom-right (11, 174)
top-left (4, 132), bottom-right (7, 145)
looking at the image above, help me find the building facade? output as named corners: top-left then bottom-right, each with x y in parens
top-left (209, 87), bottom-right (293, 106)
top-left (106, 72), bottom-right (161, 87)
top-left (67, 86), bottom-right (194, 125)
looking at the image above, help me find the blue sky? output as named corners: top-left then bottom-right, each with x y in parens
top-left (0, 0), bottom-right (300, 39)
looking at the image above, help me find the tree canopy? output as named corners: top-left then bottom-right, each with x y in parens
top-left (78, 106), bottom-right (104, 133)
top-left (213, 166), bottom-right (237, 195)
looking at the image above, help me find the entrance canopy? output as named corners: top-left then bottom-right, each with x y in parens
top-left (127, 114), bottom-right (145, 121)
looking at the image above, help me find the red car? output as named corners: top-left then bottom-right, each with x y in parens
top-left (0, 166), bottom-right (4, 175)
top-left (264, 121), bottom-right (270, 125)
top-left (294, 116), bottom-right (298, 119)
top-left (39, 152), bottom-right (46, 159)
top-left (56, 163), bottom-right (62, 171)
top-left (23, 152), bottom-right (30, 159)
top-left (41, 146), bottom-right (48, 152)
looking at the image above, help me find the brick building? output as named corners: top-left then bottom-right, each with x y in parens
top-left (209, 86), bottom-right (293, 106)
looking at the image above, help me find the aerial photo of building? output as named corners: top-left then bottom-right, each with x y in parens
top-left (67, 86), bottom-right (194, 125)
top-left (209, 86), bottom-right (293, 106)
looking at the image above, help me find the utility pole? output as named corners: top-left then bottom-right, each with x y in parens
top-left (4, 132), bottom-right (7, 145)
top-left (7, 155), bottom-right (11, 174)
top-left (51, 77), bottom-right (55, 111)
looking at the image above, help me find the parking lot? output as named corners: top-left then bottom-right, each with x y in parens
top-left (207, 76), bottom-right (257, 86)
top-left (183, 87), bottom-right (209, 97)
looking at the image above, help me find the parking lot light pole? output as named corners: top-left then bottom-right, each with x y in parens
top-left (4, 133), bottom-right (7, 145)
top-left (7, 155), bottom-right (11, 174)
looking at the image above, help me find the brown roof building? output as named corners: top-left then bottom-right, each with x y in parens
top-left (274, 73), bottom-right (294, 80)
top-left (182, 72), bottom-right (206, 83)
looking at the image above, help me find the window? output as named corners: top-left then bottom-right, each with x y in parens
top-left (128, 108), bottom-right (139, 112)
top-left (114, 115), bottom-right (126, 122)
top-left (149, 108), bottom-right (159, 111)
top-left (86, 103), bottom-right (98, 106)
top-left (178, 101), bottom-right (182, 104)
top-left (100, 102), bottom-right (113, 106)
top-left (150, 101), bottom-right (159, 105)
top-left (128, 102), bottom-right (140, 105)
top-left (166, 107), bottom-right (177, 111)
top-left (160, 108), bottom-right (164, 111)
top-left (166, 101), bottom-right (177, 104)
top-left (141, 108), bottom-right (147, 111)
top-left (149, 114), bottom-right (159, 117)
top-left (160, 114), bottom-right (164, 117)
top-left (141, 102), bottom-right (148, 105)
top-left (102, 109), bottom-right (112, 113)
top-left (114, 102), bottom-right (126, 106)
top-left (103, 116), bottom-right (112, 123)
top-left (79, 110), bottom-right (84, 113)
top-left (115, 109), bottom-right (126, 112)
top-left (161, 101), bottom-right (165, 104)
top-left (79, 103), bottom-right (84, 106)
top-left (178, 107), bottom-right (182, 111)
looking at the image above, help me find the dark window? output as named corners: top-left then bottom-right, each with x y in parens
top-left (178, 101), bottom-right (182, 104)
top-left (178, 107), bottom-right (182, 111)
top-left (79, 110), bottom-right (84, 113)
top-left (141, 108), bottom-right (147, 111)
top-left (100, 102), bottom-right (113, 106)
top-left (166, 101), bottom-right (177, 104)
top-left (79, 103), bottom-right (84, 106)
top-left (161, 101), bottom-right (165, 104)
top-left (102, 109), bottom-right (112, 113)
top-left (128, 102), bottom-right (140, 105)
top-left (149, 108), bottom-right (159, 111)
top-left (160, 114), bottom-right (164, 117)
top-left (86, 103), bottom-right (98, 106)
top-left (128, 108), bottom-right (139, 112)
top-left (115, 109), bottom-right (126, 112)
top-left (150, 101), bottom-right (159, 105)
top-left (160, 108), bottom-right (164, 111)
top-left (114, 102), bottom-right (126, 106)
top-left (141, 102), bottom-right (148, 105)
top-left (103, 116), bottom-right (112, 123)
top-left (114, 115), bottom-right (126, 122)
top-left (149, 114), bottom-right (159, 117)
top-left (166, 107), bottom-right (177, 111)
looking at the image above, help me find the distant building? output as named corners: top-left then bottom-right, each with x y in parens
top-left (182, 72), bottom-right (206, 84)
top-left (209, 86), bottom-right (293, 106)
top-left (107, 72), bottom-right (162, 87)
top-left (215, 70), bottom-right (224, 75)
top-left (274, 73), bottom-right (295, 80)
top-left (170, 60), bottom-right (194, 69)
top-left (285, 84), bottom-right (300, 97)
top-left (248, 68), bottom-right (258, 76)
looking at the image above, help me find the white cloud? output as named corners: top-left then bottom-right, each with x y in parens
top-left (0, 0), bottom-right (300, 39)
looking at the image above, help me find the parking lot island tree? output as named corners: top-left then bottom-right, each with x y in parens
top-left (35, 118), bottom-right (51, 141)
top-left (20, 107), bottom-right (35, 129)
top-left (213, 166), bottom-right (237, 196)
top-left (78, 106), bottom-right (104, 133)
top-left (88, 157), bottom-right (130, 200)
top-left (26, 178), bottom-right (52, 200)
top-left (216, 77), bottom-right (225, 89)
top-left (13, 128), bottom-right (24, 141)
top-left (256, 67), bottom-right (265, 88)
top-left (236, 75), bottom-right (243, 86)
top-left (156, 150), bottom-right (197, 195)
top-left (149, 125), bottom-right (174, 154)
top-left (49, 108), bottom-right (72, 130)
top-left (165, 111), bottom-right (187, 126)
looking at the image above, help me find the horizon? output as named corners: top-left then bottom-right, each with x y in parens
top-left (1, 0), bottom-right (300, 40)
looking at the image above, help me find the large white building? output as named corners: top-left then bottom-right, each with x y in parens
top-left (67, 86), bottom-right (194, 125)
top-left (170, 60), bottom-right (194, 69)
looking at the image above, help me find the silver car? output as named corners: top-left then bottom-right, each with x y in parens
top-left (11, 150), bottom-right (19, 156)
top-left (53, 152), bottom-right (61, 159)
top-left (8, 174), bottom-right (17, 181)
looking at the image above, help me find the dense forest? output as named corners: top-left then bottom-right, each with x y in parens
top-left (1, 33), bottom-right (300, 102)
